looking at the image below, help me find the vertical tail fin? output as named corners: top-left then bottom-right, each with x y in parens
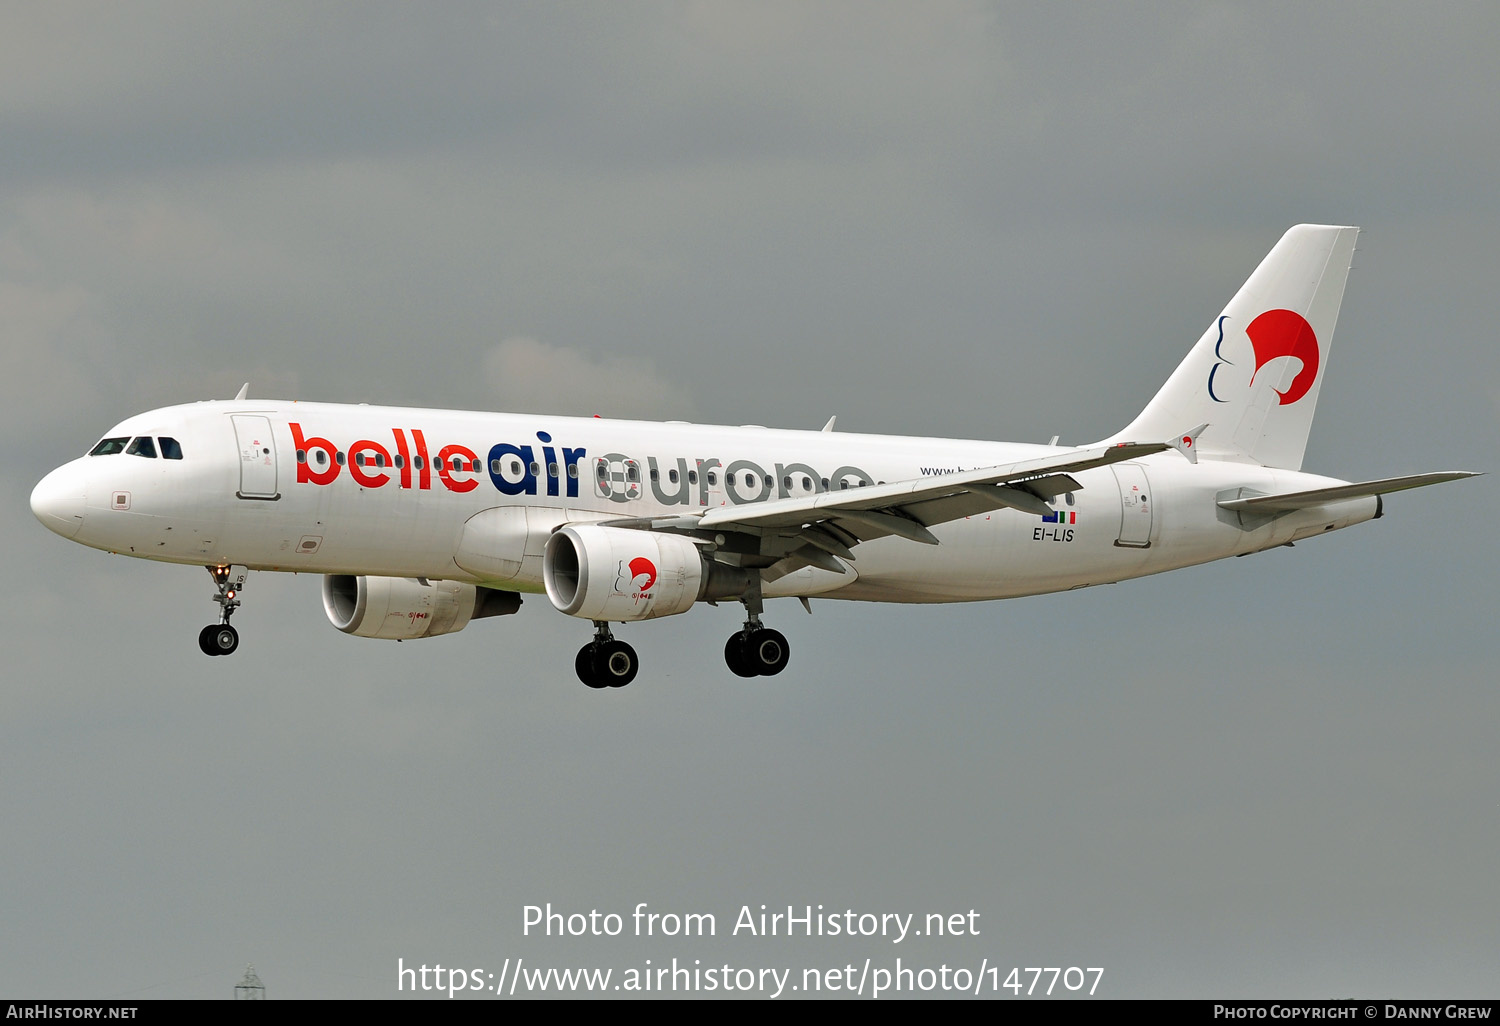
top-left (1104, 224), bottom-right (1359, 470)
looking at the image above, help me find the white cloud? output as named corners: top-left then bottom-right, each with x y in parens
top-left (480, 336), bottom-right (692, 419)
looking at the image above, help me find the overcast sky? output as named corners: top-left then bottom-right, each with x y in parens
top-left (2, 1), bottom-right (1497, 1000)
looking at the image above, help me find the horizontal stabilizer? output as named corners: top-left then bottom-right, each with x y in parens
top-left (1217, 472), bottom-right (1480, 512)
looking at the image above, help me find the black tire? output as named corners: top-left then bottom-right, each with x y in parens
top-left (576, 643), bottom-right (608, 689)
top-left (724, 632), bottom-right (758, 678)
top-left (210, 624), bottom-right (239, 656)
top-left (595, 639), bottom-right (639, 688)
top-left (198, 625), bottom-right (222, 656)
top-left (746, 628), bottom-right (789, 676)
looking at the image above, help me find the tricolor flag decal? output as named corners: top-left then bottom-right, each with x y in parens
top-left (1041, 509), bottom-right (1077, 525)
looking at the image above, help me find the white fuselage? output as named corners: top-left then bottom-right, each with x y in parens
top-left (31, 399), bottom-right (1377, 604)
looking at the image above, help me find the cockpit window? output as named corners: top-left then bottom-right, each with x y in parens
top-left (159, 437), bottom-right (183, 460)
top-left (89, 437), bottom-right (130, 456)
top-left (126, 436), bottom-right (158, 458)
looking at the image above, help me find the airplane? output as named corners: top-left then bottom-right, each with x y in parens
top-left (29, 224), bottom-right (1478, 688)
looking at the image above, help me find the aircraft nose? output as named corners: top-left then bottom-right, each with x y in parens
top-left (31, 464), bottom-right (87, 539)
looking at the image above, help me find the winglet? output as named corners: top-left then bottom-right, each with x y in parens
top-left (821, 416), bottom-right (837, 433)
top-left (234, 383), bottom-right (250, 401)
top-left (1168, 423), bottom-right (1209, 464)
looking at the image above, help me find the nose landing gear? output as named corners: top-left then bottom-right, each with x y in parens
top-left (199, 564), bottom-right (247, 656)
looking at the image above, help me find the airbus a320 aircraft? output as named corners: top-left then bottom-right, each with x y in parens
top-left (31, 225), bottom-right (1477, 688)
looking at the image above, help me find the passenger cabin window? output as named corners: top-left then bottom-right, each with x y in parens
top-left (89, 437), bottom-right (129, 456)
top-left (126, 436), bottom-right (157, 458)
top-left (159, 437), bottom-right (183, 459)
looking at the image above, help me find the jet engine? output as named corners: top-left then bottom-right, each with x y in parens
top-left (543, 524), bottom-right (719, 621)
top-left (322, 575), bottom-right (521, 640)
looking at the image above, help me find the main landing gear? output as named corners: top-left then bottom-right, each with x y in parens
top-left (571, 581), bottom-right (791, 688)
top-left (574, 621), bottom-right (639, 689)
top-left (199, 564), bottom-right (247, 657)
top-left (723, 582), bottom-right (789, 678)
top-left (724, 626), bottom-right (790, 677)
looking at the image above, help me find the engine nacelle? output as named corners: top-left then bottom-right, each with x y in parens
top-left (322, 575), bottom-right (521, 640)
top-left (543, 524), bottom-right (707, 621)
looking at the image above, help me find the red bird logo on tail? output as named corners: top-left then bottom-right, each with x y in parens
top-left (1246, 309), bottom-right (1319, 406)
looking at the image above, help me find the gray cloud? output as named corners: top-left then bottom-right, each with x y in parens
top-left (3, 0), bottom-right (1496, 1000)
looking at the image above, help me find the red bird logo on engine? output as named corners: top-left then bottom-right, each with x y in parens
top-left (628, 557), bottom-right (657, 593)
top-left (615, 557), bottom-right (658, 603)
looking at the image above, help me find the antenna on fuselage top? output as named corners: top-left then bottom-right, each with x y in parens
top-left (233, 383), bottom-right (249, 401)
top-left (821, 416), bottom-right (836, 432)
